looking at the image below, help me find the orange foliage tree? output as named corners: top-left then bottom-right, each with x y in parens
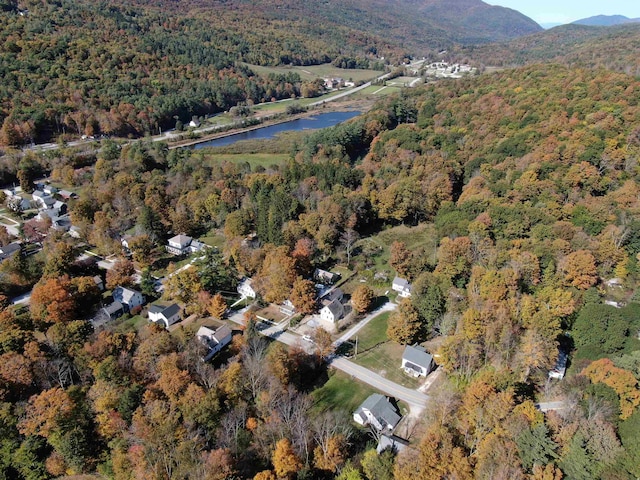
top-left (582, 358), bottom-right (640, 419)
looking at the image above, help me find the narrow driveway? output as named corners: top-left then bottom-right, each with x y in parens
top-left (334, 301), bottom-right (397, 346)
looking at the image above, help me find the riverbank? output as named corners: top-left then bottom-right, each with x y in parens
top-left (167, 98), bottom-right (373, 150)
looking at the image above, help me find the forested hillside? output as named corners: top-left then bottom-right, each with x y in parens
top-left (2, 62), bottom-right (640, 478)
top-left (457, 23), bottom-right (640, 75)
top-left (0, 0), bottom-right (540, 145)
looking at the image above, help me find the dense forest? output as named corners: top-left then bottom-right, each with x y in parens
top-left (1, 60), bottom-right (640, 479)
top-left (0, 0), bottom-right (541, 145)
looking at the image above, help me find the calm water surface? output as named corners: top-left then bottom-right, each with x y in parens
top-left (193, 110), bottom-right (361, 149)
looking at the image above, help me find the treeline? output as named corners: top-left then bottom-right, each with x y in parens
top-left (2, 62), bottom-right (640, 478)
top-left (456, 23), bottom-right (640, 76)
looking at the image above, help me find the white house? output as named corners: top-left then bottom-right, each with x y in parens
top-left (166, 234), bottom-right (205, 255)
top-left (549, 349), bottom-right (568, 380)
top-left (320, 299), bottom-right (344, 324)
top-left (392, 277), bottom-right (412, 298)
top-left (280, 299), bottom-right (296, 316)
top-left (237, 278), bottom-right (256, 299)
top-left (112, 286), bottom-right (145, 312)
top-left (353, 394), bottom-right (401, 432)
top-left (401, 345), bottom-right (435, 377)
top-left (197, 325), bottom-right (233, 361)
top-left (32, 191), bottom-right (56, 210)
top-left (148, 303), bottom-right (182, 328)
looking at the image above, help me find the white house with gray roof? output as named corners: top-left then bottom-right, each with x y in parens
top-left (392, 277), bottom-right (412, 298)
top-left (196, 325), bottom-right (233, 361)
top-left (112, 286), bottom-right (145, 312)
top-left (166, 234), bottom-right (205, 256)
top-left (401, 345), bottom-right (435, 377)
top-left (353, 394), bottom-right (401, 432)
top-left (320, 299), bottom-right (344, 325)
top-left (148, 303), bottom-right (182, 328)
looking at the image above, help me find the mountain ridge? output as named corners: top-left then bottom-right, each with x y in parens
top-left (573, 14), bottom-right (640, 27)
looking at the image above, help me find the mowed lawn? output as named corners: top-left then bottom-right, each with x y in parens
top-left (312, 370), bottom-right (378, 413)
top-left (243, 63), bottom-right (382, 83)
top-left (349, 311), bottom-right (421, 389)
top-left (356, 85), bottom-right (403, 96)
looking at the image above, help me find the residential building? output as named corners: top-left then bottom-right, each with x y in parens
top-left (320, 299), bottom-right (344, 324)
top-left (237, 278), bottom-right (256, 299)
top-left (148, 303), bottom-right (182, 329)
top-left (280, 299), bottom-right (296, 316)
top-left (392, 277), bottom-right (412, 298)
top-left (103, 301), bottom-right (125, 320)
top-left (401, 345), bottom-right (435, 377)
top-left (549, 349), bottom-right (568, 380)
top-left (112, 286), bottom-right (145, 312)
top-left (93, 275), bottom-right (104, 291)
top-left (166, 234), bottom-right (205, 255)
top-left (353, 394), bottom-right (401, 432)
top-left (196, 325), bottom-right (233, 361)
top-left (0, 243), bottom-right (20, 262)
top-left (314, 268), bottom-right (339, 285)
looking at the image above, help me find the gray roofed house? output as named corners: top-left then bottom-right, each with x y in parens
top-left (103, 301), bottom-right (125, 320)
top-left (392, 277), bottom-right (412, 298)
top-left (148, 303), bottom-right (182, 329)
top-left (402, 345), bottom-right (435, 377)
top-left (166, 234), bottom-right (206, 255)
top-left (93, 275), bottom-right (104, 291)
top-left (320, 299), bottom-right (344, 325)
top-left (197, 324), bottom-right (233, 361)
top-left (0, 243), bottom-right (20, 262)
top-left (353, 394), bottom-right (402, 432)
top-left (322, 287), bottom-right (344, 303)
top-left (113, 286), bottom-right (145, 312)
top-left (549, 349), bottom-right (568, 379)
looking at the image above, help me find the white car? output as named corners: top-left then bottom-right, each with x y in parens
top-left (302, 334), bottom-right (313, 343)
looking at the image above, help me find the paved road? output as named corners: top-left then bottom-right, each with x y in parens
top-left (330, 357), bottom-right (428, 410)
top-left (228, 307), bottom-right (429, 410)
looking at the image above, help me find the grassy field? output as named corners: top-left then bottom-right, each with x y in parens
top-left (203, 153), bottom-right (290, 169)
top-left (355, 342), bottom-right (421, 389)
top-left (112, 314), bottom-right (147, 334)
top-left (386, 76), bottom-right (422, 87)
top-left (356, 85), bottom-right (403, 97)
top-left (355, 311), bottom-right (390, 351)
top-left (200, 230), bottom-right (226, 249)
top-left (354, 223), bottom-right (439, 279)
top-left (243, 63), bottom-right (382, 83)
top-left (312, 370), bottom-right (378, 413)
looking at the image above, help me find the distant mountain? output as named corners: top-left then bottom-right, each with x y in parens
top-left (541, 22), bottom-right (563, 29)
top-left (572, 15), bottom-right (640, 27)
top-left (0, 0), bottom-right (544, 144)
top-left (455, 23), bottom-right (640, 76)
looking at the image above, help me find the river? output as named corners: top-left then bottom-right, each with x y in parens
top-left (192, 110), bottom-right (361, 149)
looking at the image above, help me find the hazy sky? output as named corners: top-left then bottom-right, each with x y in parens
top-left (487, 0), bottom-right (640, 25)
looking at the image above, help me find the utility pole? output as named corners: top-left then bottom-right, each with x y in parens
top-left (354, 336), bottom-right (358, 359)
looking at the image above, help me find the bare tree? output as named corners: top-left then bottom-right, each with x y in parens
top-left (340, 228), bottom-right (359, 267)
